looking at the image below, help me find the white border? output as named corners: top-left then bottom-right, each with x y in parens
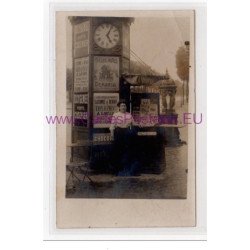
top-left (44, 0), bottom-right (206, 240)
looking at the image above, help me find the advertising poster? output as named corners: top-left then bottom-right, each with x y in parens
top-left (93, 56), bottom-right (119, 91)
top-left (73, 94), bottom-right (88, 126)
top-left (131, 93), bottom-right (159, 126)
top-left (74, 21), bottom-right (90, 57)
top-left (74, 57), bottom-right (89, 92)
top-left (93, 93), bottom-right (119, 128)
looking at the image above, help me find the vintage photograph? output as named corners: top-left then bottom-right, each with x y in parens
top-left (56, 11), bottom-right (195, 200)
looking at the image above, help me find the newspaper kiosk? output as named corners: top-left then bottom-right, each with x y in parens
top-left (69, 16), bottom-right (172, 174)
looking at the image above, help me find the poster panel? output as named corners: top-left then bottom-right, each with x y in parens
top-left (131, 93), bottom-right (159, 126)
top-left (93, 133), bottom-right (112, 142)
top-left (73, 93), bottom-right (88, 127)
top-left (74, 21), bottom-right (90, 57)
top-left (94, 56), bottom-right (119, 91)
top-left (74, 57), bottom-right (89, 93)
top-left (93, 93), bottom-right (119, 128)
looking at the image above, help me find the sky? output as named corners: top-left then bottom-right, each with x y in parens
top-left (130, 17), bottom-right (190, 79)
top-left (66, 15), bottom-right (191, 80)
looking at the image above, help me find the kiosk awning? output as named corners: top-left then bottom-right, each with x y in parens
top-left (122, 74), bottom-right (166, 86)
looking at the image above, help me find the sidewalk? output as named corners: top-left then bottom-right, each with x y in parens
top-left (66, 142), bottom-right (187, 199)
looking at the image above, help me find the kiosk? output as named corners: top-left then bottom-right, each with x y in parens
top-left (69, 17), bottom-right (180, 174)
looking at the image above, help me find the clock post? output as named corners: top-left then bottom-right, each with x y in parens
top-left (69, 16), bottom-right (133, 156)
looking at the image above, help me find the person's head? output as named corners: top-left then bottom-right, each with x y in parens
top-left (117, 100), bottom-right (127, 113)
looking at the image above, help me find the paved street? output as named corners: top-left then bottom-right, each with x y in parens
top-left (66, 96), bottom-right (188, 199)
top-left (66, 141), bottom-right (187, 199)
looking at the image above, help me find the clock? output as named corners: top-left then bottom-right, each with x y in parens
top-left (94, 23), bottom-right (120, 49)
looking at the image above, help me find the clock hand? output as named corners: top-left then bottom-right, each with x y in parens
top-left (106, 35), bottom-right (112, 43)
top-left (107, 27), bottom-right (112, 37)
top-left (106, 27), bottom-right (112, 43)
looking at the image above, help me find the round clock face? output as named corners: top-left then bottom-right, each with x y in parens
top-left (94, 23), bottom-right (120, 49)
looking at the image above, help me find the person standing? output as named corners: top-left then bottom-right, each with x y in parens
top-left (109, 100), bottom-right (140, 176)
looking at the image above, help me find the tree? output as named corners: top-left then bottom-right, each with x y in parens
top-left (175, 44), bottom-right (189, 104)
